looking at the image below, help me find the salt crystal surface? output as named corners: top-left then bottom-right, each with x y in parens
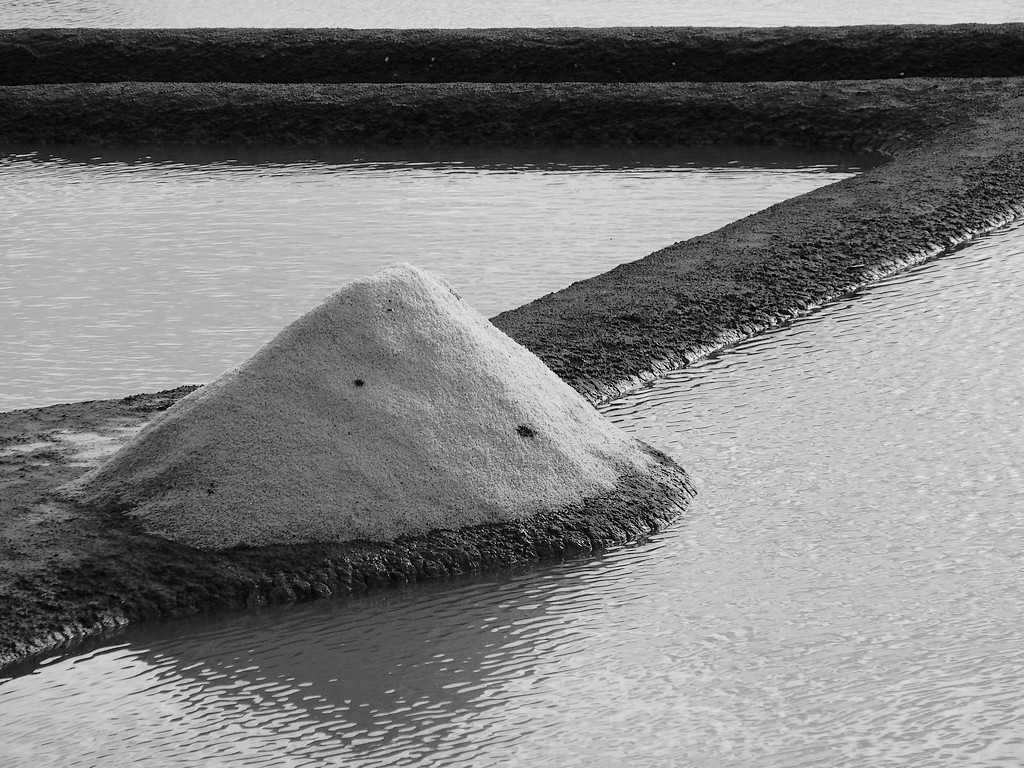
top-left (65, 264), bottom-right (652, 549)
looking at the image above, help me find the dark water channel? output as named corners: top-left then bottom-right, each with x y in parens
top-left (1, 140), bottom-right (1023, 763)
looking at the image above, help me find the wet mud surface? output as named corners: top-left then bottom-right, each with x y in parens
top-left (4, 25), bottom-right (1024, 670)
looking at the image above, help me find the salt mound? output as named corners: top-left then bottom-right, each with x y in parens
top-left (65, 264), bottom-right (655, 550)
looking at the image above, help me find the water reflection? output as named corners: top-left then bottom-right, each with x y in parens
top-left (0, 144), bottom-right (867, 410)
top-left (1, 554), bottom-right (687, 766)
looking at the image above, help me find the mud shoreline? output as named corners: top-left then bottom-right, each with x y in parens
top-left (4, 25), bottom-right (1024, 672)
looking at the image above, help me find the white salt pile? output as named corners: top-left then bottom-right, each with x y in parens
top-left (65, 264), bottom-right (655, 550)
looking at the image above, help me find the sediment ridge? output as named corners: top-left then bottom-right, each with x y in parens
top-left (3, 26), bottom-right (1024, 85)
top-left (4, 25), bottom-right (1024, 672)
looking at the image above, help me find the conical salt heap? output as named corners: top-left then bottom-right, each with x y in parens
top-left (67, 264), bottom-right (668, 550)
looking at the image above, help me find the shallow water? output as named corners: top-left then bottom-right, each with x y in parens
top-left (3, 221), bottom-right (1024, 766)
top-left (0, 145), bottom-right (870, 411)
top-left (2, 0), bottom-right (1022, 28)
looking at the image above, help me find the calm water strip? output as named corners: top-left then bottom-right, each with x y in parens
top-left (2, 0), bottom-right (1022, 28)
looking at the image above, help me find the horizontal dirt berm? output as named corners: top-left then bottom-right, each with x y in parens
top-left (0, 79), bottom-right (1009, 150)
top-left (2, 25), bottom-right (1024, 84)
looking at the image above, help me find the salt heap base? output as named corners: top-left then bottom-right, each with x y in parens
top-left (64, 264), bottom-right (693, 551)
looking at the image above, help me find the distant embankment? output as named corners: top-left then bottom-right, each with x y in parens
top-left (2, 25), bottom-right (1024, 85)
top-left (0, 79), bottom-right (998, 152)
top-left (2, 26), bottom-right (1023, 153)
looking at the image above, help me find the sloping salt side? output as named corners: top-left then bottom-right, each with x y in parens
top-left (65, 264), bottom-right (654, 550)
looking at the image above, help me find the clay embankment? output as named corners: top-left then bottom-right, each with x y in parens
top-left (4, 26), bottom-right (1024, 671)
top-left (3, 26), bottom-right (1024, 84)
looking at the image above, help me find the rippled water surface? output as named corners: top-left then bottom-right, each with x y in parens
top-left (2, 0), bottom-right (1022, 27)
top-left (0, 145), bottom-right (869, 411)
top-left (3, 218), bottom-right (1024, 765)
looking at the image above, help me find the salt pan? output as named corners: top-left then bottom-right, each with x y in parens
top-left (65, 264), bottom-right (654, 550)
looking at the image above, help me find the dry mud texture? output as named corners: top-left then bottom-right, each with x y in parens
top-left (3, 26), bottom-right (1024, 671)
